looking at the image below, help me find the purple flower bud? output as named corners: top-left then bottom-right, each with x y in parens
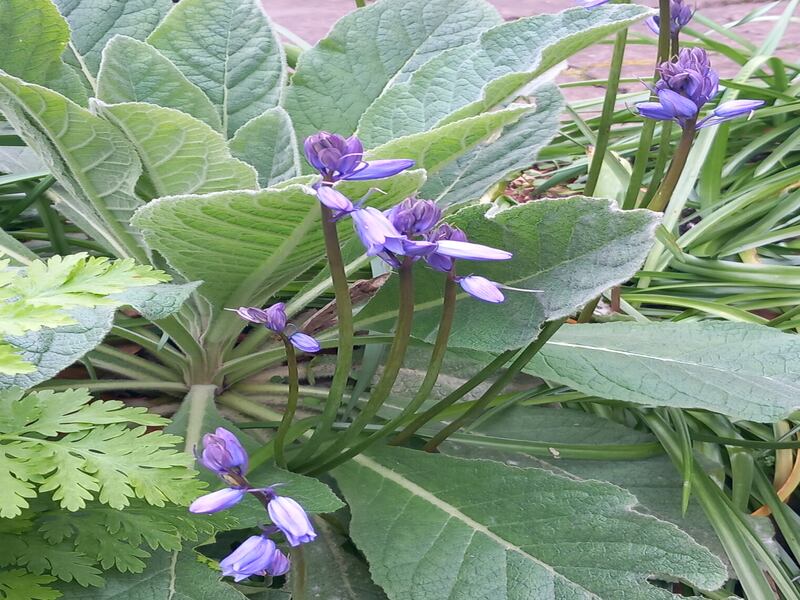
top-left (268, 495), bottom-right (317, 546)
top-left (385, 198), bottom-right (442, 236)
top-left (288, 332), bottom-right (321, 353)
top-left (351, 207), bottom-right (406, 256)
top-left (458, 275), bottom-right (505, 303)
top-left (303, 132), bottom-right (414, 182)
top-left (235, 306), bottom-right (269, 324)
top-left (697, 99), bottom-right (765, 129)
top-left (655, 48), bottom-right (718, 110)
top-left (189, 487), bottom-right (247, 514)
top-left (199, 428), bottom-right (249, 475)
top-left (220, 534), bottom-right (290, 582)
top-left (434, 240), bottom-right (513, 262)
top-left (425, 224), bottom-right (469, 272)
top-left (645, 0), bottom-right (693, 35)
top-left (235, 304), bottom-right (287, 334)
top-left (316, 185), bottom-right (355, 216)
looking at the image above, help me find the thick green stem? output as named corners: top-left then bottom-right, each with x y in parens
top-left (622, 0), bottom-right (673, 209)
top-left (583, 29), bottom-right (628, 196)
top-left (273, 338), bottom-right (299, 468)
top-left (391, 349), bottom-right (516, 445)
top-left (423, 319), bottom-right (565, 451)
top-left (304, 261), bottom-right (415, 474)
top-left (291, 206), bottom-right (355, 465)
top-left (312, 274), bottom-right (457, 471)
top-left (290, 546), bottom-right (307, 600)
top-left (647, 123), bottom-right (697, 212)
top-left (640, 122), bottom-right (675, 206)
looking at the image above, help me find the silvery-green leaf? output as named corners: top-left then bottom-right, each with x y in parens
top-left (284, 0), bottom-right (502, 144)
top-left (94, 101), bottom-right (257, 197)
top-left (0, 306), bottom-right (114, 391)
top-left (96, 35), bottom-right (222, 130)
top-left (148, 0), bottom-right (285, 137)
top-left (229, 107), bottom-right (300, 188)
top-left (367, 105), bottom-right (531, 177)
top-left (422, 85), bottom-right (563, 206)
top-left (358, 5), bottom-right (652, 146)
top-left (54, 0), bottom-right (172, 75)
top-left (0, 0), bottom-right (88, 104)
top-left (334, 446), bottom-right (727, 600)
top-left (356, 197), bottom-right (659, 353)
top-left (0, 74), bottom-right (146, 262)
top-left (57, 549), bottom-right (247, 600)
top-left (0, 226), bottom-right (37, 266)
top-left (442, 405), bottom-right (726, 566)
top-left (111, 282), bottom-right (201, 321)
top-left (527, 321), bottom-right (800, 422)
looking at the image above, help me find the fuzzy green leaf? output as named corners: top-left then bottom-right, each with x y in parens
top-left (334, 446), bottom-right (727, 600)
top-left (96, 36), bottom-right (222, 130)
top-left (148, 0), bottom-right (285, 137)
top-left (228, 107), bottom-right (300, 188)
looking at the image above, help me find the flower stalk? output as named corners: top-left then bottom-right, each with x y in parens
top-left (273, 338), bottom-right (299, 468)
top-left (648, 120), bottom-right (696, 212)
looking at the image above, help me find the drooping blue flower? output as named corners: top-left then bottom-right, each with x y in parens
top-left (220, 534), bottom-right (290, 582)
top-left (458, 275), bottom-right (505, 304)
top-left (267, 493), bottom-right (317, 547)
top-left (645, 0), bottom-right (694, 35)
top-left (199, 427), bottom-right (249, 475)
top-left (385, 197), bottom-right (442, 236)
top-left (189, 487), bottom-right (248, 514)
top-left (636, 48), bottom-right (763, 128)
top-left (304, 132), bottom-right (414, 183)
top-left (423, 223), bottom-right (512, 274)
top-left (235, 303), bottom-right (320, 353)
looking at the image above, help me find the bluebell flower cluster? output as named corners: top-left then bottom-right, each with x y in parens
top-left (189, 428), bottom-right (317, 581)
top-left (233, 303), bottom-right (320, 353)
top-left (305, 133), bottom-right (516, 303)
top-left (645, 0), bottom-right (694, 36)
top-left (636, 48), bottom-right (764, 129)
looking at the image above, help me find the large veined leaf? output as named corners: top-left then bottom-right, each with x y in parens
top-left (0, 74), bottom-right (146, 262)
top-left (148, 0), bottom-right (286, 137)
top-left (131, 172), bottom-right (426, 334)
top-left (527, 321), bottom-right (800, 422)
top-left (442, 405), bottom-right (726, 564)
top-left (422, 85), bottom-right (563, 206)
top-left (358, 5), bottom-right (651, 146)
top-left (57, 549), bottom-right (248, 600)
top-left (53, 0), bottom-right (172, 76)
top-left (0, 0), bottom-right (87, 104)
top-left (356, 197), bottom-right (660, 353)
top-left (0, 306), bottom-right (114, 390)
top-left (284, 0), bottom-right (502, 143)
top-left (366, 106), bottom-right (530, 177)
top-left (94, 102), bottom-right (257, 197)
top-left (96, 35), bottom-right (222, 131)
top-left (229, 108), bottom-right (300, 188)
top-left (110, 282), bottom-right (202, 321)
top-left (334, 446), bottom-right (726, 600)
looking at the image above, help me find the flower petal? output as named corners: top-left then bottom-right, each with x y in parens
top-left (189, 488), bottom-right (246, 514)
top-left (434, 240), bottom-right (512, 261)
top-left (658, 89), bottom-right (699, 119)
top-left (343, 159), bottom-right (415, 181)
top-left (316, 186), bottom-right (354, 213)
top-left (458, 275), bottom-right (505, 303)
top-left (268, 495), bottom-right (317, 547)
top-left (712, 99), bottom-right (764, 118)
top-left (636, 101), bottom-right (676, 121)
top-left (289, 332), bottom-right (321, 353)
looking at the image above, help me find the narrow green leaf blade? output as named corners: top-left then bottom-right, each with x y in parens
top-left (94, 101), bottom-right (257, 197)
top-left (96, 36), bottom-right (222, 131)
top-left (148, 0), bottom-right (286, 137)
top-left (528, 321), bottom-right (800, 422)
top-left (334, 446), bottom-right (726, 599)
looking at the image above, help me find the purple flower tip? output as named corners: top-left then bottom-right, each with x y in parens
top-left (235, 304), bottom-right (287, 334)
top-left (268, 495), bottom-right (317, 547)
top-left (220, 534), bottom-right (290, 582)
top-left (458, 275), bottom-right (505, 303)
top-left (434, 240), bottom-right (513, 262)
top-left (303, 131), bottom-right (413, 182)
top-left (316, 185), bottom-right (355, 216)
top-left (189, 487), bottom-right (247, 514)
top-left (289, 332), bottom-right (321, 353)
top-left (385, 197), bottom-right (442, 236)
top-left (646, 0), bottom-right (693, 35)
top-left (199, 427), bottom-right (249, 475)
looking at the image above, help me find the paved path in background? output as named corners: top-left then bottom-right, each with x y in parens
top-left (263, 0), bottom-right (798, 100)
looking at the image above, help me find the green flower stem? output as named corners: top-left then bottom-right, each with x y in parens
top-left (647, 122), bottom-right (697, 213)
top-left (309, 274), bottom-right (458, 471)
top-left (291, 206), bottom-right (355, 466)
top-left (391, 349), bottom-right (516, 445)
top-left (303, 260), bottom-right (415, 475)
top-left (622, 0), bottom-right (673, 209)
top-left (583, 28), bottom-right (628, 196)
top-left (640, 122), bottom-right (675, 207)
top-left (290, 546), bottom-right (307, 600)
top-left (272, 337), bottom-right (300, 468)
top-left (423, 319), bottom-right (565, 451)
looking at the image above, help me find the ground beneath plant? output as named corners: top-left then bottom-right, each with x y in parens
top-left (264, 0), bottom-right (798, 100)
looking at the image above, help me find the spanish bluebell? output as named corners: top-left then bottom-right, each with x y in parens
top-left (458, 275), bottom-right (505, 303)
top-left (189, 486), bottom-right (248, 514)
top-left (199, 427), bottom-right (248, 475)
top-left (267, 493), bottom-right (318, 547)
top-left (219, 534), bottom-right (291, 581)
top-left (385, 198), bottom-right (442, 236)
top-left (235, 303), bottom-right (320, 353)
top-left (645, 0), bottom-right (693, 35)
top-left (423, 223), bottom-right (512, 274)
top-left (304, 132), bottom-right (414, 182)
